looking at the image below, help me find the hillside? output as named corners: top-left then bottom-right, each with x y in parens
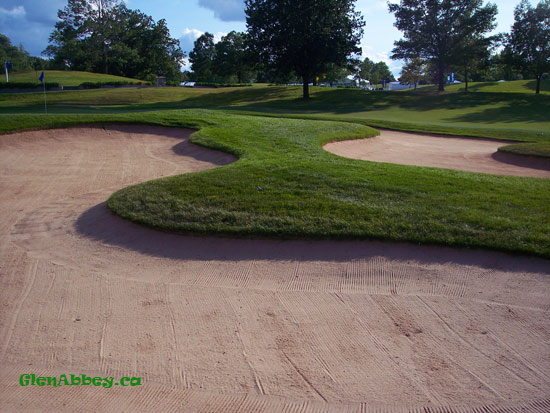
top-left (1, 70), bottom-right (145, 86)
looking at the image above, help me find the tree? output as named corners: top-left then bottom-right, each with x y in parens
top-left (451, 34), bottom-right (496, 91)
top-left (213, 31), bottom-right (251, 83)
top-left (506, 0), bottom-right (550, 94)
top-left (189, 33), bottom-right (216, 81)
top-left (389, 0), bottom-right (498, 91)
top-left (323, 63), bottom-right (353, 86)
top-left (357, 58), bottom-right (395, 87)
top-left (0, 35), bottom-right (33, 72)
top-left (44, 0), bottom-right (95, 70)
top-left (245, 0), bottom-right (365, 99)
top-left (400, 57), bottom-right (426, 88)
top-left (45, 0), bottom-right (184, 81)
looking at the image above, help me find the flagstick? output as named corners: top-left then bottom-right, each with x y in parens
top-left (43, 81), bottom-right (47, 115)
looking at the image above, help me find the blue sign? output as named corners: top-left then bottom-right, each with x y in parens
top-left (39, 72), bottom-right (45, 83)
top-left (5, 61), bottom-right (12, 70)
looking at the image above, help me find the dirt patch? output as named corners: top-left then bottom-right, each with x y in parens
top-left (1, 125), bottom-right (549, 411)
top-left (324, 130), bottom-right (550, 178)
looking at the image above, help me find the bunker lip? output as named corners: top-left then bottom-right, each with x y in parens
top-left (324, 129), bottom-right (550, 178)
top-left (1, 125), bottom-right (549, 411)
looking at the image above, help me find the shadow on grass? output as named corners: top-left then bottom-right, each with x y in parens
top-left (525, 79), bottom-right (550, 93)
top-left (492, 151), bottom-right (550, 171)
top-left (134, 87), bottom-right (399, 115)
top-left (75, 201), bottom-right (550, 272)
top-left (134, 87), bottom-right (550, 124)
top-left (447, 96), bottom-right (550, 124)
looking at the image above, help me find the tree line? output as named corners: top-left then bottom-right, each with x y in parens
top-left (393, 0), bottom-right (549, 94)
top-left (1, 35), bottom-right (50, 74)
top-left (3, 0), bottom-right (548, 96)
top-left (188, 30), bottom-right (397, 88)
top-left (188, 0), bottom-right (548, 96)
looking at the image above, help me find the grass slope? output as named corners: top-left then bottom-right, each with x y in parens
top-left (1, 70), bottom-right (144, 86)
top-left (1, 85), bottom-right (549, 144)
top-left (1, 110), bottom-right (547, 257)
top-left (443, 79), bottom-right (550, 94)
top-left (499, 142), bottom-right (550, 158)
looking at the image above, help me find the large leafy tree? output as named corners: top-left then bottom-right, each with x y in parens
top-left (45, 0), bottom-right (184, 81)
top-left (245, 0), bottom-right (365, 99)
top-left (389, 0), bottom-right (498, 91)
top-left (506, 0), bottom-right (550, 94)
top-left (0, 35), bottom-right (33, 72)
top-left (400, 57), bottom-right (426, 88)
top-left (358, 58), bottom-right (395, 87)
top-left (451, 34), bottom-right (497, 91)
top-left (213, 31), bottom-right (251, 83)
top-left (189, 33), bottom-right (216, 81)
top-left (44, 0), bottom-right (95, 71)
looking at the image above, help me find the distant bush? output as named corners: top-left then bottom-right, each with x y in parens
top-left (0, 82), bottom-right (60, 90)
top-left (79, 81), bottom-right (148, 89)
top-left (194, 82), bottom-right (253, 88)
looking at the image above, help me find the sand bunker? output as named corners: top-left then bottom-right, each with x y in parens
top-left (1, 125), bottom-right (549, 412)
top-left (324, 130), bottom-right (550, 178)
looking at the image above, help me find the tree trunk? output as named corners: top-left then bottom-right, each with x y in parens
top-left (103, 43), bottom-right (108, 74)
top-left (464, 68), bottom-right (468, 92)
top-left (536, 75), bottom-right (541, 95)
top-left (302, 75), bottom-right (310, 100)
top-left (438, 63), bottom-right (445, 92)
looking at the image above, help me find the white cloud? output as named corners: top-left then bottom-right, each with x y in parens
top-left (197, 0), bottom-right (245, 22)
top-left (179, 28), bottom-right (204, 54)
top-left (179, 28), bottom-right (227, 53)
top-left (179, 28), bottom-right (227, 69)
top-left (0, 6), bottom-right (26, 18)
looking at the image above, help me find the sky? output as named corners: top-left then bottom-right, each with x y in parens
top-left (0, 0), bottom-right (522, 77)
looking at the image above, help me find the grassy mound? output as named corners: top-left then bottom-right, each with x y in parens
top-left (1, 70), bottom-right (144, 87)
top-left (499, 142), bottom-right (550, 158)
top-left (1, 86), bottom-right (548, 257)
top-left (443, 79), bottom-right (550, 94)
top-left (65, 110), bottom-right (549, 259)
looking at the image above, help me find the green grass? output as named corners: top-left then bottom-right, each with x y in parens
top-left (1, 110), bottom-right (548, 257)
top-left (498, 142), bottom-right (550, 158)
top-left (1, 85), bottom-right (550, 143)
top-left (1, 82), bottom-right (548, 257)
top-left (1, 70), bottom-right (144, 86)
top-left (443, 79), bottom-right (550, 94)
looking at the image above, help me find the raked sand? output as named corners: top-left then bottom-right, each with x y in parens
top-left (324, 129), bottom-right (550, 178)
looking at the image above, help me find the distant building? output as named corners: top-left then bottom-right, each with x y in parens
top-left (386, 82), bottom-right (414, 91)
top-left (156, 76), bottom-right (166, 87)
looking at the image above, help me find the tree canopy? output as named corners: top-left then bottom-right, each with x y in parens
top-left (389, 0), bottom-right (498, 91)
top-left (214, 32), bottom-right (251, 84)
top-left (189, 33), bottom-right (216, 81)
top-left (506, 0), bottom-right (550, 94)
top-left (358, 58), bottom-right (395, 86)
top-left (189, 31), bottom-right (252, 83)
top-left (245, 0), bottom-right (365, 99)
top-left (400, 57), bottom-right (426, 88)
top-left (45, 0), bottom-right (184, 81)
top-left (1, 35), bottom-right (32, 73)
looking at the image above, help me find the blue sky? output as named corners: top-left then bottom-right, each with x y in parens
top-left (1, 0), bottom-right (522, 77)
